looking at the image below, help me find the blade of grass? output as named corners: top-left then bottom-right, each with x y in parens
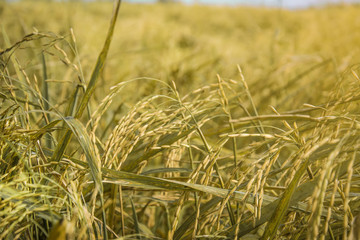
top-left (31, 119), bottom-right (62, 141)
top-left (69, 155), bottom-right (330, 219)
top-left (62, 117), bottom-right (107, 239)
top-left (75, 1), bottom-right (122, 118)
top-left (41, 53), bottom-right (50, 119)
top-left (50, 0), bottom-right (122, 163)
top-left (259, 137), bottom-right (330, 240)
top-left (48, 3), bottom-right (122, 237)
top-left (108, 184), bottom-right (117, 237)
top-left (119, 185), bottom-right (125, 237)
top-left (130, 197), bottom-right (142, 240)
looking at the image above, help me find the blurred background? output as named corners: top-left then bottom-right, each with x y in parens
top-left (2, 0), bottom-right (360, 107)
top-left (128, 0), bottom-right (360, 9)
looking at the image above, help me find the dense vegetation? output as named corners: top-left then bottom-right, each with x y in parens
top-left (1, 1), bottom-right (360, 239)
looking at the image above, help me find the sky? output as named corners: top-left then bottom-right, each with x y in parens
top-left (127, 0), bottom-right (360, 9)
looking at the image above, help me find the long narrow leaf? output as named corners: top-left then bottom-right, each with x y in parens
top-left (63, 117), bottom-right (108, 239)
top-left (51, 0), bottom-right (122, 163)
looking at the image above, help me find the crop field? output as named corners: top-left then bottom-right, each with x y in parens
top-left (1, 1), bottom-right (360, 239)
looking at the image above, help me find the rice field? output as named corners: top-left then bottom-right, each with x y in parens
top-left (1, 1), bottom-right (360, 239)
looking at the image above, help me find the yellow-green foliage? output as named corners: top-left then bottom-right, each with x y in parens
top-left (1, 1), bottom-right (360, 239)
top-left (3, 2), bottom-right (360, 106)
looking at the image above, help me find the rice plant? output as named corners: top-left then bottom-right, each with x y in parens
top-left (1, 1), bottom-right (360, 239)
